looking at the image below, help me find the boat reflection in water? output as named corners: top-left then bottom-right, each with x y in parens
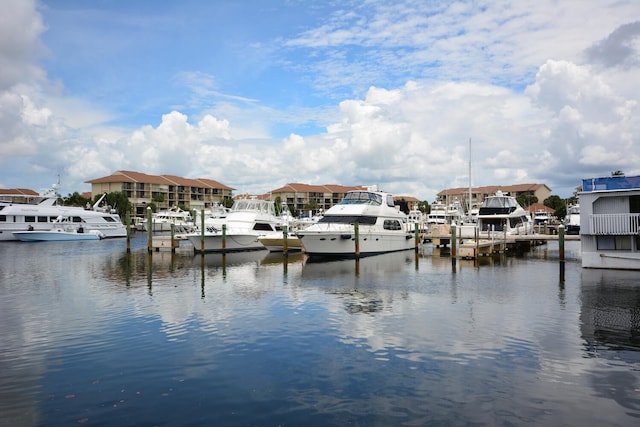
top-left (301, 250), bottom-right (416, 279)
top-left (579, 268), bottom-right (640, 415)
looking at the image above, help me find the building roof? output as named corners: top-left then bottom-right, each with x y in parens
top-left (86, 170), bottom-right (235, 190)
top-left (526, 203), bottom-right (554, 214)
top-left (270, 183), bottom-right (365, 193)
top-left (438, 183), bottom-right (551, 197)
top-left (0, 188), bottom-right (40, 196)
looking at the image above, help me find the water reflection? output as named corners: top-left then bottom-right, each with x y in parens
top-left (580, 268), bottom-right (640, 416)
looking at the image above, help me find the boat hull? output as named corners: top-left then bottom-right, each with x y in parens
top-left (258, 233), bottom-right (304, 252)
top-left (12, 230), bottom-right (103, 241)
top-left (186, 233), bottom-right (265, 253)
top-left (297, 229), bottom-right (414, 257)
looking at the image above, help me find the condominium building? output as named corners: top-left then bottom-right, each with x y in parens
top-left (269, 183), bottom-right (366, 214)
top-left (86, 170), bottom-right (234, 217)
top-left (437, 183), bottom-right (552, 210)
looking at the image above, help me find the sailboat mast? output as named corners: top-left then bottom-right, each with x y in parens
top-left (468, 138), bottom-right (472, 214)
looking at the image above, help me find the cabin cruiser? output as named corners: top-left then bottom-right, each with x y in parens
top-left (258, 202), bottom-right (303, 252)
top-left (426, 201), bottom-right (447, 225)
top-left (13, 216), bottom-right (105, 241)
top-left (296, 187), bottom-right (414, 257)
top-left (0, 189), bottom-right (127, 241)
top-left (186, 198), bottom-right (278, 252)
top-left (476, 191), bottom-right (533, 236)
top-left (564, 204), bottom-right (580, 234)
top-left (137, 206), bottom-right (194, 232)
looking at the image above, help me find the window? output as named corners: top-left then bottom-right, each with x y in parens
top-left (383, 219), bottom-right (402, 230)
top-left (597, 235), bottom-right (631, 250)
top-left (25, 216), bottom-right (36, 223)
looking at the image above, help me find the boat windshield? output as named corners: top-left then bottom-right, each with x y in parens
top-left (482, 196), bottom-right (518, 209)
top-left (318, 215), bottom-right (377, 225)
top-left (232, 199), bottom-right (275, 215)
top-left (339, 191), bottom-right (382, 206)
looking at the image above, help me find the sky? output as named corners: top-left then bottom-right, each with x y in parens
top-left (1, 0), bottom-right (639, 202)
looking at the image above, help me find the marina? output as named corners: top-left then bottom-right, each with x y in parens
top-left (1, 234), bottom-right (639, 426)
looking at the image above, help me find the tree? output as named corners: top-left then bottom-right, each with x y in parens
top-left (418, 200), bottom-right (430, 213)
top-left (544, 195), bottom-right (566, 220)
top-left (98, 192), bottom-right (132, 219)
top-left (516, 194), bottom-right (538, 208)
top-left (63, 191), bottom-right (90, 207)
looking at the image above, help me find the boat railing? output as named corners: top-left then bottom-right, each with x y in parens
top-left (588, 213), bottom-right (640, 235)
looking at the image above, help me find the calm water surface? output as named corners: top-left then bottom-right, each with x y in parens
top-left (1, 236), bottom-right (639, 426)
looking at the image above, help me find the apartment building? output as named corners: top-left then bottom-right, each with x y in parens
top-left (437, 183), bottom-right (552, 210)
top-left (86, 170), bottom-right (234, 216)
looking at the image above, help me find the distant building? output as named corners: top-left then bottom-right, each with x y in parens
top-left (437, 183), bottom-right (552, 210)
top-left (268, 183), bottom-right (366, 214)
top-left (86, 170), bottom-right (235, 217)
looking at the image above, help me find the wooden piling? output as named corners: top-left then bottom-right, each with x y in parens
top-left (283, 225), bottom-right (289, 257)
top-left (222, 224), bottom-right (227, 253)
top-left (451, 224), bottom-right (457, 269)
top-left (200, 208), bottom-right (205, 254)
top-left (559, 224), bottom-right (565, 282)
top-left (354, 221), bottom-right (360, 259)
top-left (146, 207), bottom-right (153, 254)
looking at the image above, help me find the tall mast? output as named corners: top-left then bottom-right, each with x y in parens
top-left (468, 138), bottom-right (472, 214)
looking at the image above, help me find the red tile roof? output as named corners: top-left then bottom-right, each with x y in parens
top-left (86, 170), bottom-right (234, 190)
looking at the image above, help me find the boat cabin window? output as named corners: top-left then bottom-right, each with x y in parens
top-left (72, 216), bottom-right (83, 223)
top-left (0, 215), bottom-right (5, 222)
top-left (383, 219), bottom-right (402, 230)
top-left (25, 216), bottom-right (36, 223)
top-left (340, 192), bottom-right (382, 206)
top-left (318, 215), bottom-right (377, 225)
top-left (253, 223), bottom-right (275, 231)
top-left (480, 218), bottom-right (504, 231)
top-left (103, 216), bottom-right (117, 222)
top-left (38, 216), bottom-right (48, 222)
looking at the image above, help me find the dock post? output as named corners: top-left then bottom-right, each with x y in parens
top-left (354, 221), bottom-right (360, 259)
top-left (200, 209), bottom-right (205, 254)
top-left (125, 212), bottom-right (131, 253)
top-left (451, 224), bottom-right (457, 269)
top-left (222, 224), bottom-right (227, 253)
top-left (283, 225), bottom-right (289, 257)
top-left (559, 224), bottom-right (565, 282)
top-left (146, 207), bottom-right (153, 254)
top-left (414, 222), bottom-right (420, 253)
top-left (170, 223), bottom-right (176, 253)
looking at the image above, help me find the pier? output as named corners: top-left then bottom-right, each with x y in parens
top-left (424, 223), bottom-right (579, 259)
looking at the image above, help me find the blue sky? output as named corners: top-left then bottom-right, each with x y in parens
top-left (1, 0), bottom-right (639, 201)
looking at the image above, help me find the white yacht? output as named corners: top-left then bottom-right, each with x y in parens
top-left (296, 187), bottom-right (414, 257)
top-left (476, 191), bottom-right (533, 236)
top-left (143, 206), bottom-right (194, 232)
top-left (426, 201), bottom-right (448, 225)
top-left (564, 204), bottom-right (580, 235)
top-left (0, 188), bottom-right (127, 241)
top-left (186, 198), bottom-right (278, 252)
top-left (13, 216), bottom-right (105, 241)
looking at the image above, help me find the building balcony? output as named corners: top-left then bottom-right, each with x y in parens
top-left (588, 213), bottom-right (640, 235)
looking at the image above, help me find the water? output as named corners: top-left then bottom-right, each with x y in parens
top-left (1, 236), bottom-right (639, 426)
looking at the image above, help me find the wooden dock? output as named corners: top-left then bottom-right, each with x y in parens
top-left (424, 223), bottom-right (579, 259)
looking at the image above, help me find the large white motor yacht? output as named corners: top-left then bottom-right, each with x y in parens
top-left (296, 187), bottom-right (414, 257)
top-left (0, 188), bottom-right (127, 241)
top-left (187, 198), bottom-right (279, 252)
top-left (476, 191), bottom-right (533, 236)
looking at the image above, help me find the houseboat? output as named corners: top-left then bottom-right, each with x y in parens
top-left (580, 175), bottom-right (640, 270)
